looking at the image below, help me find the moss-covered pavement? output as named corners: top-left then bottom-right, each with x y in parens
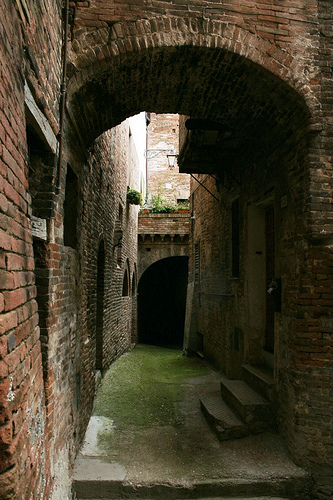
top-left (73, 345), bottom-right (312, 499)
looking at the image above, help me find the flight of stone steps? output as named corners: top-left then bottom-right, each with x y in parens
top-left (200, 364), bottom-right (275, 441)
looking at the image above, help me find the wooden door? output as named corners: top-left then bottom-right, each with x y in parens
top-left (265, 205), bottom-right (275, 353)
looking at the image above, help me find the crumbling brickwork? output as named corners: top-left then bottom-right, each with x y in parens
top-left (0, 0), bottom-right (62, 498)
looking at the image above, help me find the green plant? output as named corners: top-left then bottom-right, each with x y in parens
top-left (176, 200), bottom-right (189, 210)
top-left (126, 188), bottom-right (142, 205)
top-left (149, 193), bottom-right (176, 213)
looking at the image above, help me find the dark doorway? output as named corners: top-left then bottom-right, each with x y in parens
top-left (265, 205), bottom-right (275, 353)
top-left (138, 257), bottom-right (189, 348)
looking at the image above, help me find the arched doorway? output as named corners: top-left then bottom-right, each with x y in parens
top-left (138, 256), bottom-right (189, 348)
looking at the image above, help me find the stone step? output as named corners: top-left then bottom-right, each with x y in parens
top-left (220, 379), bottom-right (271, 430)
top-left (242, 364), bottom-right (275, 403)
top-left (74, 471), bottom-right (312, 499)
top-left (81, 497), bottom-right (291, 500)
top-left (200, 392), bottom-right (248, 441)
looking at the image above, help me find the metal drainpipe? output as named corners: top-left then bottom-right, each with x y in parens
top-left (145, 113), bottom-right (151, 202)
top-left (57, 0), bottom-right (69, 189)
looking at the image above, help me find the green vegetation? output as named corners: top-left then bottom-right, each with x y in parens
top-left (176, 200), bottom-right (190, 210)
top-left (149, 193), bottom-right (177, 213)
top-left (143, 192), bottom-right (189, 213)
top-left (126, 188), bottom-right (142, 205)
top-left (93, 345), bottom-right (208, 429)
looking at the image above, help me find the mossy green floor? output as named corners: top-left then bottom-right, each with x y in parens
top-left (75, 344), bottom-right (311, 497)
top-left (94, 345), bottom-right (209, 430)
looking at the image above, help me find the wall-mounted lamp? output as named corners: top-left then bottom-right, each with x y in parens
top-left (144, 149), bottom-right (178, 169)
top-left (166, 152), bottom-right (178, 169)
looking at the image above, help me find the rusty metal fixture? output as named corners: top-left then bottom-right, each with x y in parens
top-left (57, 0), bottom-right (69, 189)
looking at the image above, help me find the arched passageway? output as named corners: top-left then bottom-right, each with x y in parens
top-left (2, 1), bottom-right (332, 498)
top-left (66, 26), bottom-right (329, 498)
top-left (69, 43), bottom-right (311, 164)
top-left (138, 257), bottom-right (189, 348)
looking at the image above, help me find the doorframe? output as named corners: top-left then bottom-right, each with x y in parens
top-left (246, 193), bottom-right (275, 368)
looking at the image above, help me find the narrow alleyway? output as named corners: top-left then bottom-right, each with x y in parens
top-left (73, 345), bottom-right (311, 499)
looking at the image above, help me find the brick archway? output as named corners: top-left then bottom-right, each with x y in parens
top-left (137, 256), bottom-right (189, 347)
top-left (69, 14), bottom-right (319, 103)
top-left (68, 16), bottom-right (318, 150)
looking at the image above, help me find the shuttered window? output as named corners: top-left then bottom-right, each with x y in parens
top-left (194, 242), bottom-right (200, 284)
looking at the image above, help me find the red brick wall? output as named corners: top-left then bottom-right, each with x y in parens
top-left (1, 3), bottom-right (140, 498)
top-left (0, 0), bottom-right (332, 498)
top-left (138, 212), bottom-right (190, 238)
top-left (0, 0), bottom-right (63, 498)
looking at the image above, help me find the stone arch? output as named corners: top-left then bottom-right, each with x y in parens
top-left (138, 239), bottom-right (189, 283)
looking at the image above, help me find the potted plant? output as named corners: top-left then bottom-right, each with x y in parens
top-left (126, 188), bottom-right (142, 205)
top-left (176, 201), bottom-right (190, 213)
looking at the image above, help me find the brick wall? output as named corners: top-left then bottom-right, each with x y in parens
top-left (68, 122), bottom-right (140, 461)
top-left (138, 212), bottom-right (190, 282)
top-left (0, 0), bottom-right (332, 498)
top-left (1, 3), bottom-right (140, 497)
top-left (184, 126), bottom-right (333, 497)
top-left (138, 212), bottom-right (190, 237)
top-left (0, 0), bottom-right (63, 498)
top-left (147, 113), bottom-right (190, 206)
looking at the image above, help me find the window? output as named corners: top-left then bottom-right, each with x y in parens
top-left (132, 269), bottom-right (137, 297)
top-left (118, 203), bottom-right (123, 224)
top-left (63, 165), bottom-right (78, 249)
top-left (194, 242), bottom-right (200, 284)
top-left (122, 260), bottom-right (130, 296)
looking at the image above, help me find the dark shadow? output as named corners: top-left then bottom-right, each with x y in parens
top-left (138, 257), bottom-right (188, 348)
top-left (64, 165), bottom-right (79, 249)
top-left (96, 240), bottom-right (105, 370)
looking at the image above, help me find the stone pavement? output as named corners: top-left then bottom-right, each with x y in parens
top-left (73, 345), bottom-right (312, 499)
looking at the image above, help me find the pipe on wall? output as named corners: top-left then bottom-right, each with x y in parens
top-left (57, 0), bottom-right (69, 189)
